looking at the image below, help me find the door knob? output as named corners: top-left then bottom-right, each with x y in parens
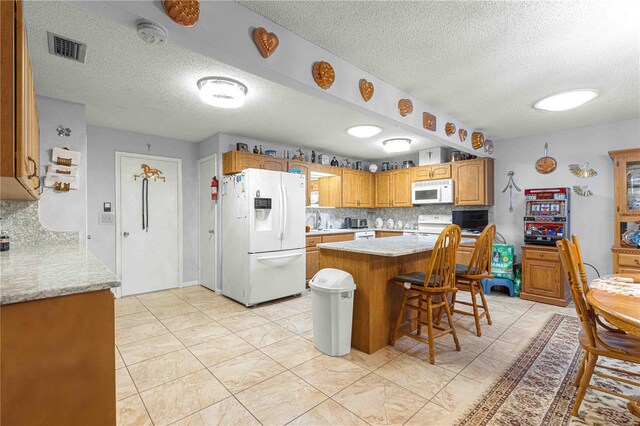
top-left (123, 232), bottom-right (129, 238)
top-left (209, 229), bottom-right (215, 234)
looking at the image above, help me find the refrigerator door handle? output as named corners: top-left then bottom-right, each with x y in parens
top-left (257, 252), bottom-right (303, 261)
top-left (278, 184), bottom-right (284, 240)
top-left (282, 184), bottom-right (288, 239)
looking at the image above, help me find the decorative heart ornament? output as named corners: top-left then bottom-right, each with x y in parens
top-left (459, 129), bottom-right (467, 142)
top-left (445, 122), bottom-right (456, 136)
top-left (359, 79), bottom-right (374, 102)
top-left (313, 61), bottom-right (335, 90)
top-left (423, 112), bottom-right (436, 131)
top-left (398, 99), bottom-right (413, 117)
top-left (253, 27), bottom-right (279, 58)
top-left (163, 0), bottom-right (200, 27)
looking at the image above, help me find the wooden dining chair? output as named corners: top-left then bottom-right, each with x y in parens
top-left (452, 224), bottom-right (496, 337)
top-left (390, 224), bottom-right (462, 364)
top-left (556, 236), bottom-right (640, 416)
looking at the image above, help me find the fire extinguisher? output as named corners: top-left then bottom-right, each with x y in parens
top-left (211, 176), bottom-right (218, 200)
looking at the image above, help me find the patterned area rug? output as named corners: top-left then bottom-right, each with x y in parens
top-left (456, 314), bottom-right (640, 426)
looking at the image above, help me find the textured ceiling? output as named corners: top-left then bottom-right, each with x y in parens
top-left (239, 0), bottom-right (640, 140)
top-left (23, 1), bottom-right (428, 160)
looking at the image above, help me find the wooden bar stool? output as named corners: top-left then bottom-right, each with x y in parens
top-left (452, 224), bottom-right (496, 337)
top-left (390, 224), bottom-right (462, 364)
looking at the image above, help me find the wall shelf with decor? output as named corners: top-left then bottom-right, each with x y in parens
top-left (609, 149), bottom-right (640, 275)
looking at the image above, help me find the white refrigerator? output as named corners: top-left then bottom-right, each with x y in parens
top-left (222, 169), bottom-right (306, 306)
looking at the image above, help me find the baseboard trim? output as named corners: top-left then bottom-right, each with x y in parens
top-left (181, 281), bottom-right (199, 287)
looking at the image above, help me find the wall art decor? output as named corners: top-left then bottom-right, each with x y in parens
top-left (445, 122), bottom-right (456, 136)
top-left (568, 162), bottom-right (598, 178)
top-left (501, 171), bottom-right (522, 213)
top-left (313, 61), bottom-right (335, 90)
top-left (459, 129), bottom-right (467, 142)
top-left (359, 79), bottom-right (374, 102)
top-left (573, 185), bottom-right (593, 197)
top-left (484, 139), bottom-right (494, 154)
top-left (162, 0), bottom-right (200, 27)
top-left (535, 142), bottom-right (557, 174)
top-left (471, 131), bottom-right (484, 150)
top-left (422, 112), bottom-right (436, 131)
top-left (398, 99), bottom-right (413, 117)
top-left (252, 27), bottom-right (279, 58)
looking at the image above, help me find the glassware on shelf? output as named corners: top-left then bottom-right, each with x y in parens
top-left (626, 161), bottom-right (640, 211)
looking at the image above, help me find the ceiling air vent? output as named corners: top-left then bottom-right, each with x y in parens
top-left (47, 32), bottom-right (86, 63)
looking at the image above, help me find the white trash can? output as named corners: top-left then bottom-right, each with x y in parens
top-left (309, 268), bottom-right (356, 356)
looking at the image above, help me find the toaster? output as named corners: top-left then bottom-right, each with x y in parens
top-left (351, 219), bottom-right (368, 229)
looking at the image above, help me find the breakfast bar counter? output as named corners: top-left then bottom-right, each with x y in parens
top-left (319, 235), bottom-right (472, 354)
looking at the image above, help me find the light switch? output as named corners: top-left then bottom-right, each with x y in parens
top-left (103, 202), bottom-right (112, 212)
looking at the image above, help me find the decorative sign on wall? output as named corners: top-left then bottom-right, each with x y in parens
top-left (422, 112), bottom-right (436, 131)
top-left (359, 79), bottom-right (374, 102)
top-left (44, 147), bottom-right (81, 192)
top-left (445, 122), bottom-right (456, 136)
top-left (313, 61), bottom-right (335, 90)
top-left (398, 99), bottom-right (413, 117)
top-left (162, 0), bottom-right (200, 27)
top-left (471, 131), bottom-right (484, 150)
top-left (253, 27), bottom-right (279, 58)
top-left (459, 129), bottom-right (467, 142)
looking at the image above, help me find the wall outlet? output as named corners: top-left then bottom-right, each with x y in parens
top-left (99, 212), bottom-right (115, 225)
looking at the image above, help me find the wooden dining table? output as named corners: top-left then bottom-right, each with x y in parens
top-left (587, 282), bottom-right (640, 417)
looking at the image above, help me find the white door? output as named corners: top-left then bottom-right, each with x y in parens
top-left (248, 169), bottom-right (283, 254)
top-left (118, 154), bottom-right (182, 296)
top-left (281, 172), bottom-right (306, 250)
top-left (199, 155), bottom-right (217, 291)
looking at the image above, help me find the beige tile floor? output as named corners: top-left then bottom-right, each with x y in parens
top-left (115, 285), bottom-right (578, 426)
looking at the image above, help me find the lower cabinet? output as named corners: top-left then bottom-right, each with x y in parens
top-left (520, 245), bottom-right (570, 306)
top-left (375, 231), bottom-right (404, 238)
top-left (306, 233), bottom-right (354, 282)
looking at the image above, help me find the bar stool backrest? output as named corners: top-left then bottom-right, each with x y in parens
top-left (425, 224), bottom-right (462, 288)
top-left (466, 224), bottom-right (496, 276)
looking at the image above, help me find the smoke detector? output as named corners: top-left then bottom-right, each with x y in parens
top-left (136, 20), bottom-right (168, 45)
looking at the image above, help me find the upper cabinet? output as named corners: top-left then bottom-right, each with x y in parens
top-left (222, 151), bottom-right (286, 175)
top-left (342, 169), bottom-right (374, 208)
top-left (375, 169), bottom-right (412, 207)
top-left (1, 0), bottom-right (40, 200)
top-left (452, 158), bottom-right (494, 206)
top-left (609, 149), bottom-right (640, 217)
top-left (411, 164), bottom-right (451, 182)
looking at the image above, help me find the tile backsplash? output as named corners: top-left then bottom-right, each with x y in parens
top-left (306, 205), bottom-right (494, 231)
top-left (0, 201), bottom-right (78, 248)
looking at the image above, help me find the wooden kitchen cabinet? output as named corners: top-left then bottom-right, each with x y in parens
top-left (375, 169), bottom-right (412, 207)
top-left (520, 245), bottom-right (570, 306)
top-left (306, 233), bottom-right (354, 282)
top-left (222, 151), bottom-right (286, 175)
top-left (342, 169), bottom-right (374, 208)
top-left (318, 175), bottom-right (342, 207)
top-left (452, 158), bottom-right (494, 206)
top-left (411, 164), bottom-right (451, 182)
top-left (375, 231), bottom-right (404, 238)
top-left (1, 0), bottom-right (40, 200)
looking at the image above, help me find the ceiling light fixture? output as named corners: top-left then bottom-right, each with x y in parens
top-left (197, 77), bottom-right (248, 109)
top-left (383, 138), bottom-right (411, 153)
top-left (346, 125), bottom-right (383, 138)
top-left (532, 89), bottom-right (599, 112)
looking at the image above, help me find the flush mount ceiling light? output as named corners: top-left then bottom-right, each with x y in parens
top-left (197, 77), bottom-right (248, 108)
top-left (533, 89), bottom-right (599, 112)
top-left (346, 125), bottom-right (383, 138)
top-left (383, 138), bottom-right (411, 153)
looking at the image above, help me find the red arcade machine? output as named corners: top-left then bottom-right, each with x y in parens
top-left (523, 187), bottom-right (570, 246)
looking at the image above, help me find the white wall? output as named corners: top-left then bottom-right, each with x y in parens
top-left (494, 118), bottom-right (640, 278)
top-left (36, 96), bottom-right (87, 243)
top-left (87, 125), bottom-right (199, 283)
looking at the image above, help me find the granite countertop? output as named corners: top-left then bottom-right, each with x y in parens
top-left (1, 246), bottom-right (120, 305)
top-left (306, 228), bottom-right (481, 238)
top-left (317, 234), bottom-right (476, 257)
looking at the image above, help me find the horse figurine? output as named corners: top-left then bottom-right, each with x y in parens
top-left (135, 163), bottom-right (166, 181)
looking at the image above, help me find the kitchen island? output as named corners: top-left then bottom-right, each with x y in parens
top-left (1, 246), bottom-right (120, 425)
top-left (318, 235), bottom-right (473, 354)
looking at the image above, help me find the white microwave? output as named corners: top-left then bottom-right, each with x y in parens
top-left (411, 179), bottom-right (454, 204)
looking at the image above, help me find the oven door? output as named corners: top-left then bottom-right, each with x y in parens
top-left (412, 184), bottom-right (442, 204)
